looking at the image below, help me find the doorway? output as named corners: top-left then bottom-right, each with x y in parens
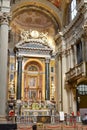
top-left (76, 84), bottom-right (87, 115)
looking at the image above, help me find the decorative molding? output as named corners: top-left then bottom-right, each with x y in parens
top-left (82, 23), bottom-right (87, 36)
top-left (45, 58), bottom-right (50, 63)
top-left (0, 13), bottom-right (8, 24)
top-left (20, 30), bottom-right (48, 43)
top-left (15, 40), bottom-right (53, 58)
top-left (17, 55), bottom-right (23, 61)
top-left (0, 12), bottom-right (11, 25)
top-left (16, 41), bottom-right (51, 50)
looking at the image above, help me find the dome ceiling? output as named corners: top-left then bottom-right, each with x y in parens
top-left (11, 0), bottom-right (62, 32)
top-left (47, 0), bottom-right (61, 7)
top-left (12, 9), bottom-right (56, 34)
top-left (10, 0), bottom-right (65, 51)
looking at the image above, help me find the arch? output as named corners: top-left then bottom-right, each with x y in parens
top-left (24, 59), bottom-right (43, 71)
top-left (11, 0), bottom-right (62, 29)
top-left (23, 58), bottom-right (45, 101)
top-left (76, 82), bottom-right (87, 113)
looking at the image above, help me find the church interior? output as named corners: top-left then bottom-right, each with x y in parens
top-left (0, 0), bottom-right (87, 123)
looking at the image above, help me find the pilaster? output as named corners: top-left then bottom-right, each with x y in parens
top-left (61, 35), bottom-right (69, 113)
top-left (70, 46), bottom-right (74, 68)
top-left (82, 24), bottom-right (87, 61)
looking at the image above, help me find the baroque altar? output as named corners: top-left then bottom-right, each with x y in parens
top-left (17, 100), bottom-right (55, 123)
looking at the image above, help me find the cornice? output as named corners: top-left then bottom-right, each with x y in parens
top-left (16, 48), bottom-right (52, 58)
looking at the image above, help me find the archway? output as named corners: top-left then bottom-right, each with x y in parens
top-left (76, 84), bottom-right (87, 116)
top-left (23, 59), bottom-right (44, 102)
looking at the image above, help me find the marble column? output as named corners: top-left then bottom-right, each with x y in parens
top-left (45, 58), bottom-right (50, 100)
top-left (0, 13), bottom-right (9, 117)
top-left (17, 56), bottom-right (22, 100)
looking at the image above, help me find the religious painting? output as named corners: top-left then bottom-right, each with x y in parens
top-left (29, 76), bottom-right (37, 88)
top-left (37, 116), bottom-right (51, 123)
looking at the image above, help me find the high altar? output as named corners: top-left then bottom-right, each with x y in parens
top-left (20, 100), bottom-right (53, 123)
top-left (8, 30), bottom-right (56, 120)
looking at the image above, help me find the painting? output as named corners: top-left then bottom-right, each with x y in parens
top-left (29, 76), bottom-right (37, 88)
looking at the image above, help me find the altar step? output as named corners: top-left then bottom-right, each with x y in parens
top-left (17, 123), bottom-right (87, 130)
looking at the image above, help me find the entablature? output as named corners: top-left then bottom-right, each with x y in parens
top-left (15, 40), bottom-right (53, 58)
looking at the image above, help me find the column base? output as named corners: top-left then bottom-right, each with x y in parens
top-left (0, 116), bottom-right (8, 123)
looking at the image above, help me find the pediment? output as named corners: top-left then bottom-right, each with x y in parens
top-left (15, 40), bottom-right (52, 51)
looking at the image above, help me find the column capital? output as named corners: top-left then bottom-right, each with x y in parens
top-left (17, 55), bottom-right (23, 61)
top-left (45, 58), bottom-right (50, 63)
top-left (0, 12), bottom-right (11, 25)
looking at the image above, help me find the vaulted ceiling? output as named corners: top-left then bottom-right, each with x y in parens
top-left (10, 0), bottom-right (69, 50)
top-left (11, 0), bottom-right (69, 31)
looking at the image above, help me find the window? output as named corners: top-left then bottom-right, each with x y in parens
top-left (76, 40), bottom-right (83, 64)
top-left (77, 85), bottom-right (87, 95)
top-left (51, 67), bottom-right (54, 72)
top-left (10, 74), bottom-right (14, 81)
top-left (28, 65), bottom-right (38, 71)
top-left (71, 0), bottom-right (77, 20)
top-left (10, 64), bottom-right (14, 70)
top-left (51, 76), bottom-right (54, 82)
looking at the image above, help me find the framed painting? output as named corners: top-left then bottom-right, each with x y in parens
top-left (29, 76), bottom-right (37, 88)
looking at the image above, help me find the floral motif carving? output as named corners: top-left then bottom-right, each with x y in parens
top-left (0, 12), bottom-right (10, 24)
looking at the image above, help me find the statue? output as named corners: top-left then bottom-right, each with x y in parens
top-left (9, 80), bottom-right (15, 98)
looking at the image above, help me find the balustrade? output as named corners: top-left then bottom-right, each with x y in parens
top-left (66, 62), bottom-right (86, 82)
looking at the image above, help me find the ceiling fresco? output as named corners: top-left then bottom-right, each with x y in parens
top-left (48, 0), bottom-right (61, 7)
top-left (12, 0), bottom-right (61, 7)
top-left (10, 0), bottom-right (62, 51)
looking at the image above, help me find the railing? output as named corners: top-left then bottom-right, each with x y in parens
top-left (8, 115), bottom-right (79, 125)
top-left (65, 62), bottom-right (86, 82)
top-left (17, 124), bottom-right (87, 130)
top-left (6, 115), bottom-right (86, 130)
